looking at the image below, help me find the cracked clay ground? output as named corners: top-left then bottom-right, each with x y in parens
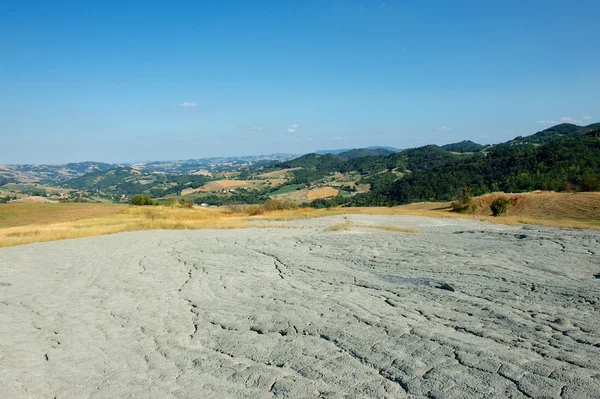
top-left (1, 214), bottom-right (599, 398)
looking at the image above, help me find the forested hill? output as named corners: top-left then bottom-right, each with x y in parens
top-left (336, 148), bottom-right (395, 159)
top-left (352, 128), bottom-right (600, 206)
top-left (441, 140), bottom-right (485, 153)
top-left (274, 123), bottom-right (600, 206)
top-left (508, 123), bottom-right (600, 145)
top-left (64, 167), bottom-right (211, 197)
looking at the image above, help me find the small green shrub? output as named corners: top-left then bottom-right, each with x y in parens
top-left (451, 186), bottom-right (472, 213)
top-left (131, 194), bottom-right (154, 206)
top-left (490, 197), bottom-right (511, 216)
top-left (458, 186), bottom-right (472, 205)
top-left (179, 198), bottom-right (194, 208)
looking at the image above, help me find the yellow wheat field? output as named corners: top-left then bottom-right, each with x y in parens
top-left (307, 187), bottom-right (339, 200)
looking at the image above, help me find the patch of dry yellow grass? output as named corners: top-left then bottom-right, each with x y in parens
top-left (254, 208), bottom-right (335, 221)
top-left (322, 221), bottom-right (418, 233)
top-left (0, 206), bottom-right (248, 248)
top-left (323, 192), bottom-right (600, 230)
top-left (258, 167), bottom-right (301, 178)
top-left (0, 204), bottom-right (324, 248)
top-left (323, 220), bottom-right (352, 232)
top-left (307, 187), bottom-right (339, 200)
top-left (361, 224), bottom-right (419, 233)
top-left (201, 179), bottom-right (249, 190)
top-left (250, 223), bottom-right (298, 229)
top-left (0, 203), bottom-right (128, 228)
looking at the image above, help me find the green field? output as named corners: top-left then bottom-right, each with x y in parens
top-left (267, 184), bottom-right (304, 196)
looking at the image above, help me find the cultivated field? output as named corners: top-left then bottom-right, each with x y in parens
top-left (258, 167), bottom-right (301, 178)
top-left (199, 179), bottom-right (250, 191)
top-left (307, 187), bottom-right (339, 200)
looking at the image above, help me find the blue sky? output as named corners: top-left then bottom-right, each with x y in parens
top-left (1, 0), bottom-right (599, 164)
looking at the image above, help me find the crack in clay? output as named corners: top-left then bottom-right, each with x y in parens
top-left (317, 333), bottom-right (409, 393)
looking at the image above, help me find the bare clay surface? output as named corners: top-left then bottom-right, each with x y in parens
top-left (1, 215), bottom-right (599, 398)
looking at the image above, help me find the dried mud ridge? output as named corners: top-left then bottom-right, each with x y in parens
top-left (1, 214), bottom-right (599, 398)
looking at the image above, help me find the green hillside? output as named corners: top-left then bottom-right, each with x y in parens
top-left (509, 123), bottom-right (600, 145)
top-left (337, 148), bottom-right (394, 159)
top-left (441, 140), bottom-right (485, 153)
top-left (352, 129), bottom-right (600, 206)
top-left (64, 167), bottom-right (212, 198)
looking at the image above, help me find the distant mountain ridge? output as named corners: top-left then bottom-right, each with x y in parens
top-left (336, 148), bottom-right (395, 159)
top-left (0, 162), bottom-right (115, 184)
top-left (315, 146), bottom-right (397, 155)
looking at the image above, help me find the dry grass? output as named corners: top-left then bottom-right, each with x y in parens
top-left (361, 224), bottom-right (419, 233)
top-left (322, 221), bottom-right (418, 233)
top-left (327, 191), bottom-right (600, 230)
top-left (307, 187), bottom-right (339, 200)
top-left (258, 167), bottom-right (301, 178)
top-left (12, 196), bottom-right (55, 203)
top-left (0, 202), bottom-right (316, 248)
top-left (254, 208), bottom-right (337, 221)
top-left (467, 191), bottom-right (600, 222)
top-left (1, 191), bottom-right (598, 248)
top-left (250, 223), bottom-right (298, 229)
top-left (0, 203), bottom-right (128, 228)
top-left (0, 206), bottom-right (248, 248)
top-left (323, 220), bottom-right (353, 231)
top-left (201, 179), bottom-right (249, 190)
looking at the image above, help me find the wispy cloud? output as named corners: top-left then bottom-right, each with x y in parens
top-left (583, 116), bottom-right (592, 120)
top-left (179, 102), bottom-right (197, 108)
top-left (333, 136), bottom-right (343, 140)
top-left (536, 116), bottom-right (583, 125)
top-left (287, 123), bottom-right (299, 133)
top-left (560, 116), bottom-right (582, 124)
top-left (437, 126), bottom-right (451, 131)
top-left (250, 125), bottom-right (264, 131)
top-left (307, 137), bottom-right (313, 141)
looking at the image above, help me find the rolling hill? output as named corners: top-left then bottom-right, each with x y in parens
top-left (0, 162), bottom-right (115, 184)
top-left (508, 123), bottom-right (600, 145)
top-left (441, 140), bottom-right (485, 153)
top-left (2, 123), bottom-right (599, 206)
top-left (336, 148), bottom-right (395, 159)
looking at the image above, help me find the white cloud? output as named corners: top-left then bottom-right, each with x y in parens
top-left (250, 125), bottom-right (263, 131)
top-left (287, 123), bottom-right (299, 134)
top-left (437, 126), bottom-right (451, 131)
top-left (560, 116), bottom-right (582, 124)
top-left (583, 116), bottom-right (592, 120)
top-left (333, 136), bottom-right (343, 140)
top-left (179, 102), bottom-right (197, 108)
top-left (307, 137), bottom-right (313, 141)
top-left (538, 116), bottom-right (584, 125)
